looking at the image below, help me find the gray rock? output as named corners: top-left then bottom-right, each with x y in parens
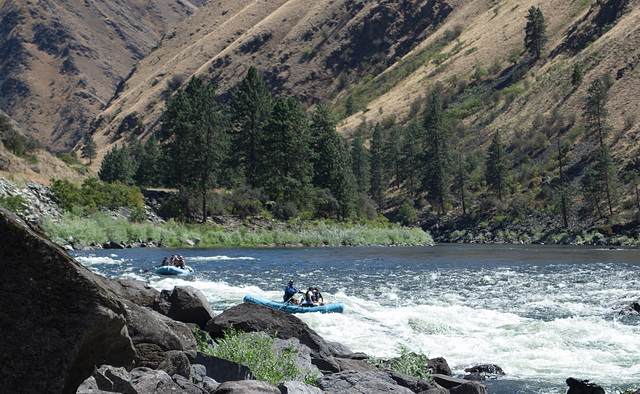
top-left (449, 381), bottom-right (488, 394)
top-left (385, 369), bottom-right (438, 392)
top-left (0, 207), bottom-right (135, 393)
top-left (619, 302), bottom-right (640, 315)
top-left (279, 380), bottom-right (324, 394)
top-left (164, 285), bottom-right (216, 328)
top-left (317, 370), bottom-right (414, 393)
top-left (193, 352), bottom-right (254, 382)
top-left (432, 374), bottom-right (473, 389)
top-left (191, 364), bottom-right (220, 392)
top-left (428, 357), bottom-right (452, 376)
top-left (173, 374), bottom-right (208, 394)
top-left (130, 367), bottom-right (184, 393)
top-left (213, 380), bottom-right (281, 393)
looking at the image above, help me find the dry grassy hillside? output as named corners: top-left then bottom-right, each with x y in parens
top-left (90, 0), bottom-right (460, 166)
top-left (90, 0), bottom-right (640, 177)
top-left (0, 0), bottom-right (199, 152)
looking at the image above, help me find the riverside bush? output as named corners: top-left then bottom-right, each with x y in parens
top-left (367, 344), bottom-right (433, 383)
top-left (50, 178), bottom-right (143, 211)
top-left (196, 328), bottom-right (318, 386)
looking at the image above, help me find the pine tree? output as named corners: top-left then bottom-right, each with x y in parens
top-left (369, 123), bottom-right (385, 209)
top-left (98, 144), bottom-right (137, 185)
top-left (261, 96), bottom-right (313, 209)
top-left (525, 6), bottom-right (547, 59)
top-left (161, 77), bottom-right (230, 222)
top-left (583, 78), bottom-right (610, 147)
top-left (309, 105), bottom-right (356, 218)
top-left (134, 134), bottom-right (163, 187)
top-left (583, 144), bottom-right (618, 217)
top-left (421, 90), bottom-right (451, 214)
top-left (230, 66), bottom-right (272, 187)
top-left (384, 123), bottom-right (403, 189)
top-left (485, 130), bottom-right (509, 201)
top-left (81, 133), bottom-right (97, 165)
top-left (350, 127), bottom-right (370, 194)
top-left (401, 118), bottom-right (423, 196)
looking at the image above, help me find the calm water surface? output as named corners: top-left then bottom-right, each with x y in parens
top-left (73, 244), bottom-right (640, 393)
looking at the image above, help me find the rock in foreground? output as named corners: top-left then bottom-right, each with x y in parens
top-left (0, 207), bottom-right (135, 393)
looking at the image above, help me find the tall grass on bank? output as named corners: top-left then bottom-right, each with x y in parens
top-left (43, 212), bottom-right (434, 247)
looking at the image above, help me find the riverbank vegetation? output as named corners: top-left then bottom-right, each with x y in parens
top-left (43, 210), bottom-right (432, 248)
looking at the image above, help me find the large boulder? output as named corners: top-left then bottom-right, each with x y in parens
top-left (205, 302), bottom-right (339, 372)
top-left (0, 207), bottom-right (135, 393)
top-left (124, 300), bottom-right (197, 376)
top-left (156, 285), bottom-right (216, 328)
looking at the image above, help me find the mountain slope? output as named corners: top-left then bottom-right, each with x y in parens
top-left (90, 0), bottom-right (460, 156)
top-left (0, 0), bottom-right (199, 152)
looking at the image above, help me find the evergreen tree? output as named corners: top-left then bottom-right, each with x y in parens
top-left (525, 6), bottom-right (547, 59)
top-left (583, 78), bottom-right (610, 146)
top-left (485, 130), bottom-right (509, 201)
top-left (162, 77), bottom-right (230, 222)
top-left (309, 105), bottom-right (356, 218)
top-left (230, 66), bottom-right (272, 187)
top-left (345, 95), bottom-right (357, 117)
top-left (369, 123), bottom-right (385, 209)
top-left (134, 134), bottom-right (163, 187)
top-left (350, 127), bottom-right (370, 194)
top-left (421, 90), bottom-right (451, 214)
top-left (261, 96), bottom-right (313, 209)
top-left (99, 144), bottom-right (137, 185)
top-left (384, 123), bottom-right (403, 189)
top-left (401, 118), bottom-right (423, 196)
top-left (583, 144), bottom-right (618, 217)
top-left (81, 133), bottom-right (97, 165)
top-left (571, 64), bottom-right (583, 86)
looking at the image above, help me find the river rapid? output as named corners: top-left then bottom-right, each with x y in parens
top-left (72, 244), bottom-right (640, 393)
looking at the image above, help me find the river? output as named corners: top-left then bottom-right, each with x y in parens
top-left (72, 244), bottom-right (640, 393)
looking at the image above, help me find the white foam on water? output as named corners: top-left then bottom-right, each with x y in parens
top-left (75, 254), bottom-right (125, 267)
top-left (292, 291), bottom-right (640, 389)
top-left (187, 255), bottom-right (257, 262)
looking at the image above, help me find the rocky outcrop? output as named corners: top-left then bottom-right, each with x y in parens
top-left (0, 207), bottom-right (135, 393)
top-left (205, 302), bottom-right (340, 372)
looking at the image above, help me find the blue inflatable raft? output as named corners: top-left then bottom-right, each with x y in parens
top-left (243, 294), bottom-right (344, 314)
top-left (155, 265), bottom-right (194, 275)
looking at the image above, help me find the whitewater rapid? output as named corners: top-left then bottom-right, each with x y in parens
top-left (74, 245), bottom-right (640, 393)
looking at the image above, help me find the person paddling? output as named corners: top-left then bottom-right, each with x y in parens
top-left (284, 280), bottom-right (304, 305)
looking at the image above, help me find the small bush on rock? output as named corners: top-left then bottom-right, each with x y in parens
top-left (196, 328), bottom-right (318, 386)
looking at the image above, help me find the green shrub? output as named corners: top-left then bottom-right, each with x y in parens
top-left (197, 328), bottom-right (318, 386)
top-left (50, 178), bottom-right (144, 212)
top-left (367, 344), bottom-right (433, 383)
top-left (396, 203), bottom-right (417, 226)
top-left (0, 195), bottom-right (27, 215)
